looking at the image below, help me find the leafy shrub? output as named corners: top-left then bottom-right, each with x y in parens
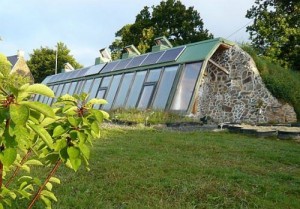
top-left (109, 108), bottom-right (196, 125)
top-left (0, 69), bottom-right (109, 208)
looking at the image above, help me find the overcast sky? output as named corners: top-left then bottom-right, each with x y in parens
top-left (0, 0), bottom-right (254, 67)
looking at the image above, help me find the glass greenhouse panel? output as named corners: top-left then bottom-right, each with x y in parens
top-left (171, 62), bottom-right (202, 111)
top-left (61, 83), bottom-right (71, 96)
top-left (141, 51), bottom-right (164, 66)
top-left (103, 74), bottom-right (122, 110)
top-left (81, 79), bottom-right (93, 94)
top-left (146, 69), bottom-right (161, 82)
top-left (74, 81), bottom-right (84, 94)
top-left (101, 76), bottom-right (112, 87)
top-left (113, 73), bottom-right (134, 108)
top-left (47, 85), bottom-right (59, 105)
top-left (125, 71), bottom-right (147, 108)
top-left (68, 82), bottom-right (77, 95)
top-left (94, 90), bottom-right (106, 109)
top-left (152, 66), bottom-right (178, 109)
top-left (137, 85), bottom-right (155, 109)
top-left (89, 78), bottom-right (102, 99)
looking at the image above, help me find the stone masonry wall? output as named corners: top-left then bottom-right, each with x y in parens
top-left (197, 46), bottom-right (297, 124)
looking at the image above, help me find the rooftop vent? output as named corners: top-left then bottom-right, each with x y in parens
top-left (122, 45), bottom-right (140, 59)
top-left (62, 62), bottom-right (75, 73)
top-left (95, 48), bottom-right (112, 64)
top-left (152, 36), bottom-right (173, 52)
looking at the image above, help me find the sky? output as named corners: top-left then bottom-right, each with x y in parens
top-left (0, 0), bottom-right (255, 67)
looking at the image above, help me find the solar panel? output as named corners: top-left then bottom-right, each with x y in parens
top-left (57, 72), bottom-right (70, 81)
top-left (100, 61), bottom-right (120, 73)
top-left (66, 70), bottom-right (82, 80)
top-left (140, 51), bottom-right (165, 66)
top-left (157, 46), bottom-right (185, 64)
top-left (84, 63), bottom-right (106, 76)
top-left (76, 68), bottom-right (89, 78)
top-left (126, 54), bottom-right (148, 69)
top-left (42, 75), bottom-right (53, 84)
top-left (113, 58), bottom-right (133, 71)
top-left (48, 74), bottom-right (61, 83)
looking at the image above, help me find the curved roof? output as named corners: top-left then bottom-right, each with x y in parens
top-left (43, 37), bottom-right (234, 84)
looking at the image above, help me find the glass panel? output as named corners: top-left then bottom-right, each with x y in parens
top-left (126, 54), bottom-right (148, 69)
top-left (84, 64), bottom-right (105, 76)
top-left (56, 84), bottom-right (64, 97)
top-left (103, 75), bottom-right (122, 110)
top-left (68, 82), bottom-right (77, 95)
top-left (94, 90), bottom-right (106, 109)
top-left (146, 69), bottom-right (161, 82)
top-left (137, 85), bottom-right (154, 109)
top-left (61, 83), bottom-right (71, 96)
top-left (112, 73), bottom-right (134, 108)
top-left (81, 79), bottom-right (93, 94)
top-left (100, 61), bottom-right (119, 73)
top-left (101, 76), bottom-right (112, 87)
top-left (47, 85), bottom-right (59, 105)
top-left (74, 80), bottom-right (84, 94)
top-left (125, 71), bottom-right (147, 108)
top-left (157, 46), bottom-right (185, 63)
top-left (113, 58), bottom-right (133, 71)
top-left (141, 51), bottom-right (164, 66)
top-left (89, 78), bottom-right (102, 99)
top-left (171, 62), bottom-right (202, 111)
top-left (152, 66), bottom-right (178, 109)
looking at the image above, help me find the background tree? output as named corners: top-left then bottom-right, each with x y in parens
top-left (246, 0), bottom-right (300, 70)
top-left (27, 42), bottom-right (83, 83)
top-left (110, 0), bottom-right (213, 58)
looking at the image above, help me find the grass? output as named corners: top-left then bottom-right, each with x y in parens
top-left (18, 126), bottom-right (300, 209)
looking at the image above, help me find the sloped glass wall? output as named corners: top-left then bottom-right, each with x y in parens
top-left (40, 60), bottom-right (202, 114)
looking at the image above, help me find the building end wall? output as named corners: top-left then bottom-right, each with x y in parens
top-left (197, 45), bottom-right (297, 124)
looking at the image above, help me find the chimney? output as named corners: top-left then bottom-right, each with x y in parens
top-left (96, 48), bottom-right (112, 64)
top-left (122, 45), bottom-right (140, 59)
top-left (152, 36), bottom-right (173, 52)
top-left (17, 50), bottom-right (25, 58)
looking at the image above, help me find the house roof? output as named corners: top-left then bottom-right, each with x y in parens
top-left (44, 37), bottom-right (235, 84)
top-left (7, 55), bottom-right (18, 68)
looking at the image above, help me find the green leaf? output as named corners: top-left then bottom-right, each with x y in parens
top-left (49, 177), bottom-right (61, 184)
top-left (58, 94), bottom-right (77, 103)
top-left (59, 147), bottom-right (68, 161)
top-left (25, 84), bottom-right (55, 98)
top-left (10, 104), bottom-right (29, 125)
top-left (79, 144), bottom-right (90, 160)
top-left (67, 147), bottom-right (80, 159)
top-left (40, 195), bottom-right (52, 208)
top-left (52, 125), bottom-right (67, 137)
top-left (87, 98), bottom-right (108, 105)
top-left (67, 117), bottom-right (80, 127)
top-left (41, 190), bottom-right (57, 201)
top-left (45, 182), bottom-right (53, 191)
top-left (20, 101), bottom-right (55, 119)
top-left (101, 110), bottom-right (110, 120)
top-left (70, 158), bottom-right (81, 171)
top-left (91, 110), bottom-right (103, 123)
top-left (54, 139), bottom-right (67, 152)
top-left (28, 124), bottom-right (53, 149)
top-left (0, 148), bottom-right (17, 166)
top-left (24, 159), bottom-right (43, 166)
top-left (91, 121), bottom-right (100, 138)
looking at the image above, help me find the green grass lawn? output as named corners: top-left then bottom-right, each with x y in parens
top-left (30, 126), bottom-right (300, 209)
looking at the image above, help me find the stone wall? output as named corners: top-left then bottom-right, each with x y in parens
top-left (11, 55), bottom-right (34, 84)
top-left (197, 46), bottom-right (297, 124)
